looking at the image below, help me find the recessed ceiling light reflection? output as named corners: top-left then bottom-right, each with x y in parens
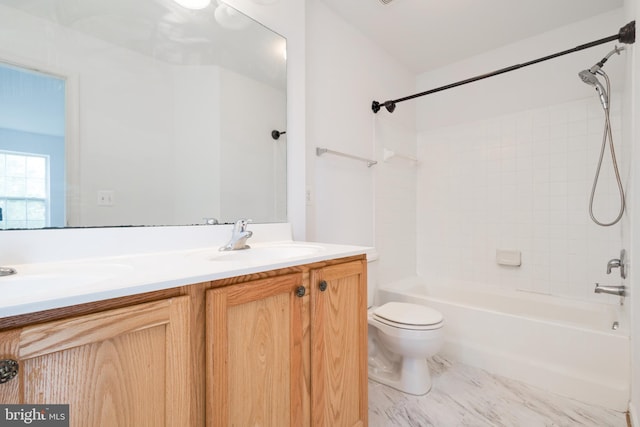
top-left (173, 0), bottom-right (211, 10)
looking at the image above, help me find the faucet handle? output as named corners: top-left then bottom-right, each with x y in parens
top-left (606, 258), bottom-right (621, 274)
top-left (606, 249), bottom-right (626, 279)
top-left (234, 219), bottom-right (252, 232)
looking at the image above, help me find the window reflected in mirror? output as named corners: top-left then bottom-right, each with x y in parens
top-left (0, 63), bottom-right (66, 229)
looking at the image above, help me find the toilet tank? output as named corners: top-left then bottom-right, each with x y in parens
top-left (366, 250), bottom-right (379, 308)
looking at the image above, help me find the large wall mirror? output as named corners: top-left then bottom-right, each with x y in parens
top-left (0, 0), bottom-right (287, 229)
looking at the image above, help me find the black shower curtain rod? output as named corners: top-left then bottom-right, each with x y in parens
top-left (371, 20), bottom-right (636, 114)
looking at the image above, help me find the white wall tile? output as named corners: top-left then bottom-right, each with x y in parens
top-left (417, 98), bottom-right (626, 303)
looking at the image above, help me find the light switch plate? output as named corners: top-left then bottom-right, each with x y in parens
top-left (97, 190), bottom-right (115, 206)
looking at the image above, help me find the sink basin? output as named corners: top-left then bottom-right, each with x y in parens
top-left (0, 262), bottom-right (134, 295)
top-left (1, 273), bottom-right (102, 292)
top-left (189, 243), bottom-right (325, 263)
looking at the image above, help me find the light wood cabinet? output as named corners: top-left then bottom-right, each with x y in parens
top-left (0, 255), bottom-right (367, 427)
top-left (0, 296), bottom-right (194, 427)
top-left (206, 258), bottom-right (368, 427)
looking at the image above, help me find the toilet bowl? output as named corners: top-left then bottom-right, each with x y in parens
top-left (368, 302), bottom-right (444, 395)
top-left (366, 251), bottom-right (444, 395)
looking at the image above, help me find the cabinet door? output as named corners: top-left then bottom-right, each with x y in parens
top-left (206, 273), bottom-right (306, 427)
top-left (0, 296), bottom-right (193, 427)
top-left (310, 260), bottom-right (368, 427)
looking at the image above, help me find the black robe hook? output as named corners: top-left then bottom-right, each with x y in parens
top-left (272, 130), bottom-right (286, 140)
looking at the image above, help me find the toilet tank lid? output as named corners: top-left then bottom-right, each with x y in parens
top-left (374, 302), bottom-right (443, 326)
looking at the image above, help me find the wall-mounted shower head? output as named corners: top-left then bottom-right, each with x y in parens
top-left (578, 46), bottom-right (624, 110)
top-left (579, 69), bottom-right (608, 109)
top-left (588, 45), bottom-right (625, 74)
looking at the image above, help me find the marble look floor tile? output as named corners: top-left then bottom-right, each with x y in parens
top-left (368, 356), bottom-right (627, 427)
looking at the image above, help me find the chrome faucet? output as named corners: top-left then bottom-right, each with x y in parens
top-left (0, 266), bottom-right (17, 277)
top-left (219, 219), bottom-right (253, 251)
top-left (594, 283), bottom-right (626, 297)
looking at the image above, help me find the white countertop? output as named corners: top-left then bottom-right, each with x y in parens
top-left (0, 240), bottom-right (369, 318)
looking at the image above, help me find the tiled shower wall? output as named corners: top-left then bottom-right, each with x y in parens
top-left (416, 96), bottom-right (627, 303)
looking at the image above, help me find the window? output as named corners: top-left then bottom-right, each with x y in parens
top-left (0, 151), bottom-right (49, 229)
top-left (0, 61), bottom-right (65, 228)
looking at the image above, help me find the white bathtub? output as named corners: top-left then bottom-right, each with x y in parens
top-left (377, 277), bottom-right (630, 411)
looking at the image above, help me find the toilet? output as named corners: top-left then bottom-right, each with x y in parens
top-left (367, 251), bottom-right (444, 395)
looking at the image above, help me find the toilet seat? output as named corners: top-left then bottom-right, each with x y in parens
top-left (371, 302), bottom-right (443, 331)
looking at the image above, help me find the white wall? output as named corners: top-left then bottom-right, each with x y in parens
top-left (305, 0), bottom-right (417, 284)
top-left (416, 10), bottom-right (626, 131)
top-left (172, 65), bottom-right (222, 225)
top-left (78, 47), bottom-right (176, 226)
top-left (626, 0), bottom-right (639, 422)
top-left (416, 10), bottom-right (629, 305)
top-left (219, 69), bottom-right (287, 223)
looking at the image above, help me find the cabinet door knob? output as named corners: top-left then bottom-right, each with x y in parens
top-left (319, 280), bottom-right (328, 292)
top-left (0, 359), bottom-right (18, 384)
top-left (296, 286), bottom-right (306, 297)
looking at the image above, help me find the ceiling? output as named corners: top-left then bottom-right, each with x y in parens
top-left (320, 0), bottom-right (625, 73)
top-left (0, 0), bottom-right (287, 89)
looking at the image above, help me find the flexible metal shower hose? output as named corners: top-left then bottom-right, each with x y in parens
top-left (588, 70), bottom-right (626, 226)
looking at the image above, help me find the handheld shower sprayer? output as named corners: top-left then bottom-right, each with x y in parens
top-left (580, 45), bottom-right (626, 227)
top-left (578, 69), bottom-right (608, 109)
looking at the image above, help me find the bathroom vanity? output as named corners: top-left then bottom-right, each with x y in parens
top-left (0, 233), bottom-right (368, 427)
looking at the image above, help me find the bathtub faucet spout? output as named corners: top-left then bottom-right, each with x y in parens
top-left (594, 283), bottom-right (626, 297)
